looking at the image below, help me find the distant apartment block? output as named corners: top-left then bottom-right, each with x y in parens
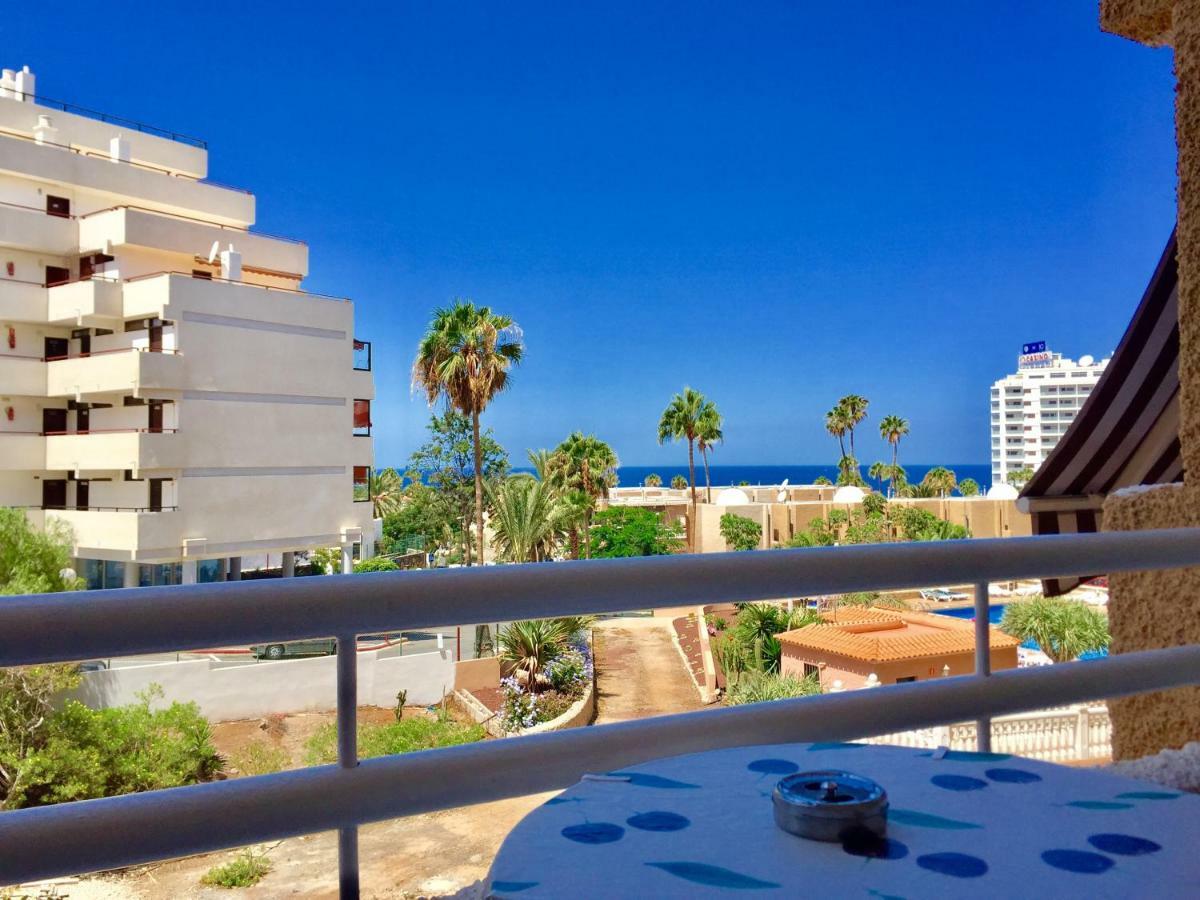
top-left (990, 342), bottom-right (1109, 486)
top-left (0, 66), bottom-right (376, 588)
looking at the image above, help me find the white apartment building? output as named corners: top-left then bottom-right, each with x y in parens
top-left (0, 66), bottom-right (376, 588)
top-left (990, 341), bottom-right (1109, 486)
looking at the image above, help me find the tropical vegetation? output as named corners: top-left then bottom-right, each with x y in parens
top-left (590, 507), bottom-right (684, 557)
top-left (413, 300), bottom-right (524, 565)
top-left (785, 496), bottom-right (968, 547)
top-left (497, 619), bottom-right (594, 733)
top-left (544, 431), bottom-right (618, 558)
top-left (305, 708), bottom-right (483, 764)
top-left (999, 596), bottom-right (1111, 663)
top-left (696, 401), bottom-right (724, 503)
top-left (710, 603), bottom-right (822, 703)
top-left (719, 512), bottom-right (761, 551)
top-left (878, 414), bottom-right (909, 496)
top-left (658, 387), bottom-right (718, 547)
top-left (644, 473), bottom-right (662, 487)
top-left (670, 474), bottom-right (688, 490)
top-left (1007, 466), bottom-right (1036, 488)
top-left (0, 507), bottom-right (83, 595)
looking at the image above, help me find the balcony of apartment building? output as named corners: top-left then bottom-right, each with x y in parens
top-left (0, 196), bottom-right (77, 254)
top-left (43, 397), bottom-right (180, 472)
top-left (44, 331), bottom-right (183, 399)
top-left (78, 205), bottom-right (308, 279)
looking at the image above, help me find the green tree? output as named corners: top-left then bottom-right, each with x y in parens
top-left (868, 461), bottom-right (887, 490)
top-left (658, 387), bottom-right (711, 549)
top-left (670, 474), bottom-right (688, 490)
top-left (487, 475), bottom-right (563, 563)
top-left (838, 394), bottom-right (869, 459)
top-left (958, 478), bottom-right (980, 497)
top-left (412, 300), bottom-right (523, 565)
top-left (546, 432), bottom-right (618, 558)
top-left (719, 513), bottom-right (762, 551)
top-left (697, 402), bottom-right (724, 504)
top-left (354, 556), bottom-right (400, 573)
top-left (921, 466), bottom-right (958, 497)
top-left (878, 415), bottom-right (909, 496)
top-left (404, 411), bottom-right (509, 564)
top-left (0, 508), bottom-right (83, 595)
top-left (368, 468), bottom-right (404, 519)
top-left (825, 406), bottom-right (850, 460)
top-left (498, 619), bottom-right (569, 692)
top-left (813, 475), bottom-right (833, 486)
top-left (837, 454), bottom-right (864, 486)
top-left (590, 507), bottom-right (684, 557)
top-left (999, 596), bottom-right (1111, 663)
top-left (644, 473), bottom-right (662, 487)
top-left (1007, 466), bottom-right (1036, 488)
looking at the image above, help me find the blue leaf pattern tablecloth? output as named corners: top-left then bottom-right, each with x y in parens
top-left (486, 743), bottom-right (1200, 898)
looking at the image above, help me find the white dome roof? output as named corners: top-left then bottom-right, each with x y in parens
top-left (831, 485), bottom-right (866, 504)
top-left (986, 483), bottom-right (1019, 500)
top-left (714, 488), bottom-right (752, 506)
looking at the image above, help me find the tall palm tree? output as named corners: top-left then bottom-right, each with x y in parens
top-left (696, 402), bottom-right (723, 504)
top-left (644, 473), bottom-right (662, 487)
top-left (412, 300), bottom-right (524, 565)
top-left (838, 395), bottom-right (869, 458)
top-left (658, 388), bottom-right (708, 549)
top-left (548, 432), bottom-right (618, 559)
top-left (363, 467), bottom-right (403, 518)
top-left (486, 475), bottom-right (561, 563)
top-left (878, 415), bottom-right (909, 496)
top-left (921, 466), bottom-right (958, 498)
top-left (825, 406), bottom-right (850, 459)
top-left (867, 461), bottom-right (887, 491)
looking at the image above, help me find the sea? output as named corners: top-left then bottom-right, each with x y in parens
top-left (598, 464), bottom-right (994, 495)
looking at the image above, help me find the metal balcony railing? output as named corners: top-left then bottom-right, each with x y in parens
top-left (1, 529), bottom-right (1199, 897)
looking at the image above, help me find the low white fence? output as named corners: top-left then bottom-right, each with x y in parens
top-left (66, 649), bottom-right (455, 721)
top-left (866, 703), bottom-right (1112, 761)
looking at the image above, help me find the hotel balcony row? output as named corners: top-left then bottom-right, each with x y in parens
top-left (0, 430), bottom-right (179, 471)
top-left (21, 506), bottom-right (182, 558)
top-left (0, 201), bottom-right (306, 285)
top-left (0, 347), bottom-right (185, 399)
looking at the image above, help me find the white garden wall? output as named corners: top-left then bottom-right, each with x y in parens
top-left (66, 649), bottom-right (455, 722)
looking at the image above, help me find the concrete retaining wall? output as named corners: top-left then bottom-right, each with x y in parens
top-left (66, 650), bottom-right (455, 722)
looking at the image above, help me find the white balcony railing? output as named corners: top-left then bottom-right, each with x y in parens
top-left (1, 528), bottom-right (1199, 897)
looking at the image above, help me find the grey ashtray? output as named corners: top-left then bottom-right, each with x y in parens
top-left (772, 770), bottom-right (888, 842)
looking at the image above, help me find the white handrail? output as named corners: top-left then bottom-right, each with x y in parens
top-left (2, 527), bottom-right (1198, 665)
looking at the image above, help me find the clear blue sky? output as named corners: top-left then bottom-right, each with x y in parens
top-left (8, 2), bottom-right (1177, 466)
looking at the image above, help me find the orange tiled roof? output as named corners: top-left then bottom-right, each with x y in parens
top-left (777, 609), bottom-right (1020, 663)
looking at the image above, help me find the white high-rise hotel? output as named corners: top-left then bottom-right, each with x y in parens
top-left (990, 341), bottom-right (1110, 486)
top-left (0, 66), bottom-right (376, 588)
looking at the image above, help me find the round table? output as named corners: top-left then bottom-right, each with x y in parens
top-left (486, 742), bottom-right (1200, 898)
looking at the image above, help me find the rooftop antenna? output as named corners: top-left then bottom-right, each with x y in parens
top-left (207, 240), bottom-right (220, 264)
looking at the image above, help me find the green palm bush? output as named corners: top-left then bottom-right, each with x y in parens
top-left (1000, 596), bottom-right (1110, 663)
top-left (499, 619), bottom-right (570, 691)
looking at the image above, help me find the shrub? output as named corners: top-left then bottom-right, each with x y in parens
top-left (304, 716), bottom-right (483, 765)
top-left (1000, 596), bottom-right (1111, 663)
top-left (353, 555), bottom-right (400, 573)
top-left (544, 648), bottom-right (589, 697)
top-left (726, 671), bottom-right (821, 706)
top-left (704, 613), bottom-right (728, 633)
top-left (201, 849), bottom-right (271, 888)
top-left (719, 513), bottom-right (762, 551)
top-left (229, 741), bottom-right (289, 776)
top-left (5, 687), bottom-right (223, 809)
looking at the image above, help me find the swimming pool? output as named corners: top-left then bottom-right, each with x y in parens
top-left (933, 603), bottom-right (1108, 660)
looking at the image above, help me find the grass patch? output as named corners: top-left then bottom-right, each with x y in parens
top-left (201, 849), bottom-right (271, 888)
top-left (229, 740), bottom-right (289, 776)
top-left (304, 715), bottom-right (484, 766)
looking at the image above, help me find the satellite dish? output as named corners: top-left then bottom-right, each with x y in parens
top-left (207, 240), bottom-right (220, 263)
top-left (1079, 354), bottom-right (1094, 366)
top-left (780, 478), bottom-right (789, 487)
top-left (776, 490), bottom-right (787, 503)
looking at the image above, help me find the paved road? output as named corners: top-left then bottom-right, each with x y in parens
top-left (592, 616), bottom-right (705, 724)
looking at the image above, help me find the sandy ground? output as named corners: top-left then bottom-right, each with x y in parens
top-left (43, 615), bottom-right (702, 899)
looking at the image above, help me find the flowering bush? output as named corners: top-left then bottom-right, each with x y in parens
top-left (498, 676), bottom-right (539, 733)
top-left (498, 634), bottom-right (593, 733)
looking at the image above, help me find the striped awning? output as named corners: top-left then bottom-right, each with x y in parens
top-left (1018, 231), bottom-right (1181, 595)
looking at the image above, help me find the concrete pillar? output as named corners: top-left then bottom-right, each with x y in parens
top-left (227, 556), bottom-right (242, 581)
top-left (282, 551), bottom-right (295, 578)
top-left (1100, 0), bottom-right (1200, 758)
top-left (181, 560), bottom-right (198, 585)
top-left (341, 545), bottom-right (354, 575)
top-left (109, 135), bottom-right (130, 163)
top-left (219, 246), bottom-right (242, 281)
top-left (123, 561), bottom-right (140, 589)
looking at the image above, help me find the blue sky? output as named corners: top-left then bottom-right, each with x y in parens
top-left (7, 2), bottom-right (1177, 466)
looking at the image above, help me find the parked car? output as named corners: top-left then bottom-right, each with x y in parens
top-left (251, 638), bottom-right (337, 660)
top-left (78, 659), bottom-right (108, 672)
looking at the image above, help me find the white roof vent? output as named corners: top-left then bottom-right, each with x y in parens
top-left (831, 485), bottom-right (866, 504)
top-left (714, 488), bottom-right (751, 506)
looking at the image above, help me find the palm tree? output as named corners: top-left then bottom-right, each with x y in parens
top-left (867, 461), bottom-right (887, 491)
top-left (921, 466), bottom-right (958, 498)
top-left (696, 402), bottom-right (723, 504)
top-left (825, 406), bottom-right (850, 459)
top-left (367, 467), bottom-right (403, 519)
top-left (838, 395), bottom-right (869, 459)
top-left (412, 300), bottom-right (524, 565)
top-left (548, 432), bottom-right (618, 559)
top-left (958, 478), bottom-right (980, 497)
top-left (486, 475), bottom-right (561, 562)
top-left (878, 415), bottom-right (909, 497)
top-left (999, 596), bottom-right (1111, 663)
top-left (644, 473), bottom-right (662, 487)
top-left (658, 388), bottom-right (708, 549)
top-left (670, 474), bottom-right (688, 490)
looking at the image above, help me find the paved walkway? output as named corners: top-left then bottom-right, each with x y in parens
top-left (593, 617), bottom-right (705, 724)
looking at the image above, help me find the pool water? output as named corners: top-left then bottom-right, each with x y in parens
top-left (933, 603), bottom-right (1108, 660)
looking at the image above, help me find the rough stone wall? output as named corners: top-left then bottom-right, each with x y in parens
top-left (1101, 0), bottom-right (1174, 45)
top-left (1103, 484), bottom-right (1200, 758)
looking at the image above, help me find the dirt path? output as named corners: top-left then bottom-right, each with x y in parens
top-left (63, 617), bottom-right (705, 899)
top-left (593, 617), bottom-right (705, 723)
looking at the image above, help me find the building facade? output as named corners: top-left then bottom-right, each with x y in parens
top-left (990, 343), bottom-right (1109, 486)
top-left (0, 66), bottom-right (376, 588)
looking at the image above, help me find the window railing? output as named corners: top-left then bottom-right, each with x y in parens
top-left (1, 529), bottom-right (1199, 895)
top-left (353, 339), bottom-right (372, 371)
top-left (34, 505), bottom-right (178, 512)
